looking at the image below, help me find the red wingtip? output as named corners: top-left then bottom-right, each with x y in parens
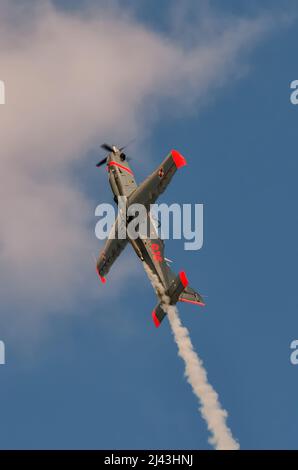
top-left (152, 310), bottom-right (160, 328)
top-left (179, 271), bottom-right (189, 288)
top-left (96, 266), bottom-right (106, 284)
top-left (171, 149), bottom-right (187, 169)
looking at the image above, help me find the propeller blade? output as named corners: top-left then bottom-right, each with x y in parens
top-left (101, 143), bottom-right (114, 152)
top-left (96, 157), bottom-right (108, 167)
top-left (120, 138), bottom-right (136, 152)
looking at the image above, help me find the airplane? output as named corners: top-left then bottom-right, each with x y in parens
top-left (95, 143), bottom-right (205, 327)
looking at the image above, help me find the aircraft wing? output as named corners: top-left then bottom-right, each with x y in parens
top-left (96, 218), bottom-right (128, 282)
top-left (128, 149), bottom-right (186, 208)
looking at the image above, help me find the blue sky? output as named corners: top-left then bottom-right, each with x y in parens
top-left (0, 0), bottom-right (298, 449)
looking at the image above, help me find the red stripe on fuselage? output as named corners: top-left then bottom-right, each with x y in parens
top-left (108, 161), bottom-right (134, 176)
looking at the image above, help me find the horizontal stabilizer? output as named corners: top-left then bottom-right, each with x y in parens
top-left (179, 286), bottom-right (205, 306)
top-left (152, 304), bottom-right (167, 328)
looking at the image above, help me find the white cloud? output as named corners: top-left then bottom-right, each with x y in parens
top-left (0, 1), bottom-right (273, 334)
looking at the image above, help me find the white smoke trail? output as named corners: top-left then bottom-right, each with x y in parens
top-left (143, 263), bottom-right (239, 450)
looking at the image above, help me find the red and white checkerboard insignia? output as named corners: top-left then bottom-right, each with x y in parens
top-left (158, 168), bottom-right (164, 178)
